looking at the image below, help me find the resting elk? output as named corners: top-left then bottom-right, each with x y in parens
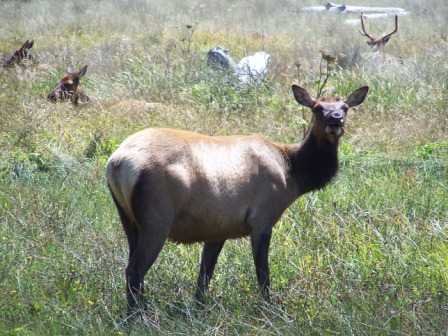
top-left (2, 39), bottom-right (36, 68)
top-left (47, 65), bottom-right (89, 105)
top-left (106, 84), bottom-right (369, 314)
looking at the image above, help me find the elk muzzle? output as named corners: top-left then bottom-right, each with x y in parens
top-left (47, 88), bottom-right (64, 102)
top-left (325, 111), bottom-right (345, 136)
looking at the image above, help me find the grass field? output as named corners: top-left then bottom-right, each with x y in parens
top-left (1, 0), bottom-right (447, 334)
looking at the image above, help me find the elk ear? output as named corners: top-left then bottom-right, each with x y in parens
top-left (345, 86), bottom-right (369, 107)
top-left (292, 84), bottom-right (315, 108)
top-left (28, 40), bottom-right (34, 49)
top-left (77, 65), bottom-right (88, 78)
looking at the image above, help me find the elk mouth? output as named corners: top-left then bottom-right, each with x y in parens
top-left (325, 124), bottom-right (344, 136)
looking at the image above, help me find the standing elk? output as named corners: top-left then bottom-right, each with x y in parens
top-left (359, 13), bottom-right (398, 51)
top-left (47, 65), bottom-right (89, 105)
top-left (106, 84), bottom-right (369, 314)
top-left (2, 39), bottom-right (36, 68)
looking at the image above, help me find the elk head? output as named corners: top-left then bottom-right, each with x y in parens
top-left (47, 65), bottom-right (89, 105)
top-left (359, 13), bottom-right (398, 51)
top-left (292, 85), bottom-right (369, 143)
top-left (2, 40), bottom-right (36, 68)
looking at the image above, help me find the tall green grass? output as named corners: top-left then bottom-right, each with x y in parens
top-left (1, 0), bottom-right (447, 334)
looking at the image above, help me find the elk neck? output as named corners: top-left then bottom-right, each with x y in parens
top-left (285, 129), bottom-right (340, 196)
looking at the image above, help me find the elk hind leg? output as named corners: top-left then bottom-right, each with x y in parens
top-left (125, 229), bottom-right (167, 314)
top-left (109, 189), bottom-right (139, 262)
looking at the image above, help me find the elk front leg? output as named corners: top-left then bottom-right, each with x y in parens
top-left (251, 226), bottom-right (273, 302)
top-left (195, 241), bottom-right (226, 304)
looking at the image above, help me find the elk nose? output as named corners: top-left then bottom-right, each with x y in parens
top-left (47, 91), bottom-right (57, 102)
top-left (329, 112), bottom-right (344, 124)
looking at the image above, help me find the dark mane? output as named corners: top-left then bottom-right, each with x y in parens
top-left (289, 133), bottom-right (340, 195)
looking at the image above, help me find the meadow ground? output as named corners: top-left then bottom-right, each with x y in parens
top-left (0, 0), bottom-right (447, 334)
